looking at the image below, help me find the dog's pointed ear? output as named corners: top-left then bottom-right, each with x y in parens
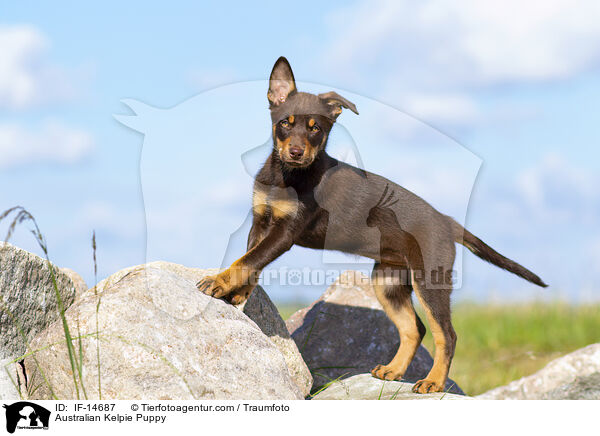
top-left (318, 91), bottom-right (359, 119)
top-left (268, 57), bottom-right (297, 106)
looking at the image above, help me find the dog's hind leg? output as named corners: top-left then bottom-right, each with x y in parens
top-left (370, 262), bottom-right (426, 381)
top-left (410, 251), bottom-right (457, 393)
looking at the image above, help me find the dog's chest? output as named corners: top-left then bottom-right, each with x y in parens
top-left (252, 182), bottom-right (301, 220)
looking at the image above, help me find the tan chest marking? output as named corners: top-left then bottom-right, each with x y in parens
top-left (253, 183), bottom-right (300, 219)
top-left (252, 188), bottom-right (268, 216)
top-left (270, 198), bottom-right (299, 219)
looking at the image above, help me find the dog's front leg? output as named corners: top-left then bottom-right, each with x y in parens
top-left (197, 222), bottom-right (294, 304)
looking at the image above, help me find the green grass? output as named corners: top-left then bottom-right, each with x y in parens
top-left (426, 302), bottom-right (600, 396)
top-left (276, 304), bottom-right (305, 321)
top-left (278, 301), bottom-right (600, 397)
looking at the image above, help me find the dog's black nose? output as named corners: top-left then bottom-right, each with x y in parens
top-left (289, 146), bottom-right (304, 159)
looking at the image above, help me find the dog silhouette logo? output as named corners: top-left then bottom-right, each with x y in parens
top-left (3, 402), bottom-right (51, 433)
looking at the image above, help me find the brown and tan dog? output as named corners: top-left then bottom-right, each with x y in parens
top-left (197, 57), bottom-right (547, 393)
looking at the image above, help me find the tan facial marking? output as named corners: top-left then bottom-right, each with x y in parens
top-left (303, 138), bottom-right (317, 160)
top-left (308, 118), bottom-right (315, 127)
top-left (276, 136), bottom-right (291, 155)
top-left (288, 115), bottom-right (294, 124)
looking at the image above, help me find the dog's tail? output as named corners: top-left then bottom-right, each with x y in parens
top-left (449, 218), bottom-right (547, 288)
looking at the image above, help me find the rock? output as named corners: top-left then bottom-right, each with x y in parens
top-left (312, 374), bottom-right (470, 400)
top-left (24, 262), bottom-right (304, 400)
top-left (81, 262), bottom-right (220, 299)
top-left (59, 268), bottom-right (88, 295)
top-left (0, 359), bottom-right (21, 400)
top-left (477, 343), bottom-right (600, 400)
top-left (541, 373), bottom-right (600, 400)
top-left (286, 270), bottom-right (463, 395)
top-left (0, 242), bottom-right (79, 361)
top-left (79, 261), bottom-right (311, 396)
top-left (239, 287), bottom-right (313, 397)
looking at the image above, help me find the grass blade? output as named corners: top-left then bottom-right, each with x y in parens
top-left (92, 230), bottom-right (102, 400)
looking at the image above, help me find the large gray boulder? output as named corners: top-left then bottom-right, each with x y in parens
top-left (478, 343), bottom-right (600, 400)
top-left (0, 242), bottom-right (86, 400)
top-left (0, 242), bottom-right (83, 360)
top-left (24, 262), bottom-right (305, 400)
top-left (239, 287), bottom-right (313, 397)
top-left (59, 267), bottom-right (88, 295)
top-left (286, 271), bottom-right (463, 395)
top-left (541, 373), bottom-right (600, 400)
top-left (312, 374), bottom-right (470, 400)
top-left (0, 359), bottom-right (20, 400)
top-left (80, 261), bottom-right (311, 396)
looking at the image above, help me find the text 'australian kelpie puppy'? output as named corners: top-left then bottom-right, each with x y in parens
top-left (197, 57), bottom-right (547, 394)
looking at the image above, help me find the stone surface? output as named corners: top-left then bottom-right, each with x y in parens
top-left (81, 261), bottom-right (311, 396)
top-left (25, 262), bottom-right (304, 400)
top-left (478, 343), bottom-right (600, 400)
top-left (240, 287), bottom-right (313, 397)
top-left (286, 270), bottom-right (463, 395)
top-left (59, 268), bottom-right (88, 295)
top-left (80, 262), bottom-right (219, 300)
top-left (312, 374), bottom-right (469, 400)
top-left (0, 359), bottom-right (21, 400)
top-left (0, 242), bottom-right (79, 360)
top-left (541, 373), bottom-right (600, 400)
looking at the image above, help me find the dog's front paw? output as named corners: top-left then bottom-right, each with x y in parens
top-left (224, 287), bottom-right (254, 305)
top-left (197, 274), bottom-right (229, 299)
top-left (370, 364), bottom-right (404, 381)
top-left (412, 378), bottom-right (444, 394)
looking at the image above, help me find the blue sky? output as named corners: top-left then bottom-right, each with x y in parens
top-left (1, 1), bottom-right (600, 303)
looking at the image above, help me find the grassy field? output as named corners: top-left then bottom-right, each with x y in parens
top-left (277, 302), bottom-right (600, 396)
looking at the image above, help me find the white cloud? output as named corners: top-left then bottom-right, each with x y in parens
top-left (0, 119), bottom-right (94, 168)
top-left (0, 25), bottom-right (77, 109)
top-left (400, 93), bottom-right (478, 124)
top-left (464, 153), bottom-right (600, 295)
top-left (323, 0), bottom-right (600, 124)
top-left (516, 152), bottom-right (598, 222)
top-left (328, 0), bottom-right (600, 86)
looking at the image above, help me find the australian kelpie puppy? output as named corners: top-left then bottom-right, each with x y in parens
top-left (197, 57), bottom-right (547, 393)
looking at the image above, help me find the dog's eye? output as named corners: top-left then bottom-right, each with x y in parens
top-left (310, 124), bottom-right (320, 132)
top-left (280, 119), bottom-right (290, 128)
